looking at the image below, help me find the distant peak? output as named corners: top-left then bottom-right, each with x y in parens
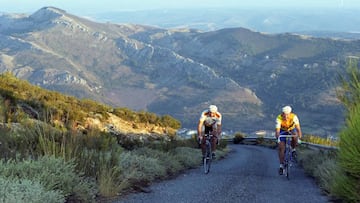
top-left (41, 7), bottom-right (66, 14)
top-left (30, 7), bottom-right (66, 21)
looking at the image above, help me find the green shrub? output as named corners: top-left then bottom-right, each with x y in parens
top-left (332, 167), bottom-right (360, 203)
top-left (233, 132), bottom-right (246, 144)
top-left (302, 134), bottom-right (338, 146)
top-left (297, 149), bottom-right (339, 196)
top-left (256, 137), bottom-right (265, 144)
top-left (0, 156), bottom-right (96, 202)
top-left (119, 151), bottom-right (167, 185)
top-left (314, 158), bottom-right (338, 194)
top-left (334, 104), bottom-right (360, 202)
top-left (0, 127), bottom-right (18, 160)
top-left (133, 147), bottom-right (183, 175)
top-left (0, 123), bottom-right (41, 160)
top-left (0, 177), bottom-right (64, 203)
top-left (171, 147), bottom-right (202, 168)
top-left (332, 59), bottom-right (360, 202)
top-left (76, 149), bottom-right (123, 197)
top-left (97, 159), bottom-right (123, 197)
top-left (114, 146), bottom-right (222, 195)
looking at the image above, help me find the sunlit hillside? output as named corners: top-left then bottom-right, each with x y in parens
top-left (0, 72), bottom-right (180, 135)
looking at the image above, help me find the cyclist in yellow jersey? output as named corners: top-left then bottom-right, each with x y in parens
top-left (197, 105), bottom-right (222, 160)
top-left (275, 105), bottom-right (302, 175)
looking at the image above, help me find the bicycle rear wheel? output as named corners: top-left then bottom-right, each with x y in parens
top-left (203, 141), bottom-right (212, 174)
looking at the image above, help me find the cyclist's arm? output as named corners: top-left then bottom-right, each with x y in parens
top-left (216, 123), bottom-right (222, 138)
top-left (275, 115), bottom-right (281, 138)
top-left (197, 120), bottom-right (203, 137)
top-left (295, 124), bottom-right (302, 139)
top-left (275, 128), bottom-right (280, 139)
top-left (293, 115), bottom-right (302, 138)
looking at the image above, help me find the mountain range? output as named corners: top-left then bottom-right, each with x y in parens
top-left (92, 8), bottom-right (360, 37)
top-left (1, 7), bottom-right (359, 136)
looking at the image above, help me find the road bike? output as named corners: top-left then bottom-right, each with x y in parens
top-left (202, 133), bottom-right (213, 174)
top-left (278, 133), bottom-right (297, 179)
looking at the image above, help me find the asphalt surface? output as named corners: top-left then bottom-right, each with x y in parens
top-left (113, 144), bottom-right (331, 203)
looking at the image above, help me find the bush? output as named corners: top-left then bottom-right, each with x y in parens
top-left (116, 146), bottom-right (202, 194)
top-left (0, 177), bottom-right (64, 203)
top-left (97, 155), bottom-right (123, 197)
top-left (333, 60), bottom-right (360, 202)
top-left (298, 149), bottom-right (337, 193)
top-left (333, 104), bottom-right (360, 202)
top-left (119, 151), bottom-right (167, 186)
top-left (171, 147), bottom-right (202, 168)
top-left (332, 167), bottom-right (360, 202)
top-left (233, 132), bottom-right (246, 144)
top-left (0, 156), bottom-right (97, 202)
top-left (133, 147), bottom-right (183, 175)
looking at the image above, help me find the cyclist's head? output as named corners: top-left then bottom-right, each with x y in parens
top-left (209, 105), bottom-right (218, 113)
top-left (282, 105), bottom-right (292, 114)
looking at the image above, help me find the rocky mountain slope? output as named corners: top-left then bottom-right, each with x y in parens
top-left (1, 7), bottom-right (359, 135)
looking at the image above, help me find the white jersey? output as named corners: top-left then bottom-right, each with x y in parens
top-left (199, 110), bottom-right (222, 127)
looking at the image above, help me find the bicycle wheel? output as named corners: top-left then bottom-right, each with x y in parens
top-left (283, 138), bottom-right (292, 179)
top-left (285, 151), bottom-right (291, 179)
top-left (285, 163), bottom-right (289, 179)
top-left (203, 140), bottom-right (212, 174)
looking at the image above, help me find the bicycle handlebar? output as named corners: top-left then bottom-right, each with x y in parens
top-left (199, 133), bottom-right (220, 145)
top-left (278, 134), bottom-right (297, 138)
top-left (277, 134), bottom-right (302, 144)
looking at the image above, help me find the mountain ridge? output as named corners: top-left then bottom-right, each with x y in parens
top-left (1, 7), bottom-right (357, 135)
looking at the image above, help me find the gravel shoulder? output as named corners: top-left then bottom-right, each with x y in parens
top-left (114, 144), bottom-right (331, 203)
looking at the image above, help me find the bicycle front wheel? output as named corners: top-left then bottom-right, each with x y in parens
top-left (203, 141), bottom-right (212, 174)
top-left (285, 151), bottom-right (291, 179)
top-left (285, 162), bottom-right (290, 179)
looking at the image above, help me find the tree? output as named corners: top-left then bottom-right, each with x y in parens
top-left (334, 57), bottom-right (360, 202)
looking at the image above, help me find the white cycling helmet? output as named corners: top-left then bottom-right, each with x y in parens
top-left (282, 105), bottom-right (292, 114)
top-left (209, 105), bottom-right (218, 113)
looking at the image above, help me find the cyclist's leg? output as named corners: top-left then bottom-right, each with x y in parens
top-left (278, 140), bottom-right (285, 174)
top-left (210, 135), bottom-right (217, 158)
top-left (278, 141), bottom-right (285, 164)
top-left (290, 129), bottom-right (298, 149)
top-left (211, 135), bottom-right (217, 151)
top-left (279, 130), bottom-right (288, 164)
top-left (289, 129), bottom-right (298, 161)
top-left (200, 138), bottom-right (206, 157)
top-left (278, 131), bottom-right (288, 174)
top-left (290, 129), bottom-right (298, 160)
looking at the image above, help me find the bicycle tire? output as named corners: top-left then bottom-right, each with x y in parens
top-left (285, 147), bottom-right (291, 179)
top-left (283, 137), bottom-right (291, 179)
top-left (285, 161), bottom-right (290, 179)
top-left (279, 135), bottom-right (296, 180)
top-left (203, 139), bottom-right (212, 174)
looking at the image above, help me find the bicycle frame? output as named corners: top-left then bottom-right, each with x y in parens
top-left (203, 133), bottom-right (213, 174)
top-left (278, 134), bottom-right (296, 179)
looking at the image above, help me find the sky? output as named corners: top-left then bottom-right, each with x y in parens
top-left (0, 0), bottom-right (359, 15)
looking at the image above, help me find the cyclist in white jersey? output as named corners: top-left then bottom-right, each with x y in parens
top-left (197, 105), bottom-right (222, 159)
top-left (275, 105), bottom-right (302, 175)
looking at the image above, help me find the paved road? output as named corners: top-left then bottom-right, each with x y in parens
top-left (114, 144), bottom-right (331, 203)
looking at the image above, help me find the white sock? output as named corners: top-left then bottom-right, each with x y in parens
top-left (280, 164), bottom-right (284, 168)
